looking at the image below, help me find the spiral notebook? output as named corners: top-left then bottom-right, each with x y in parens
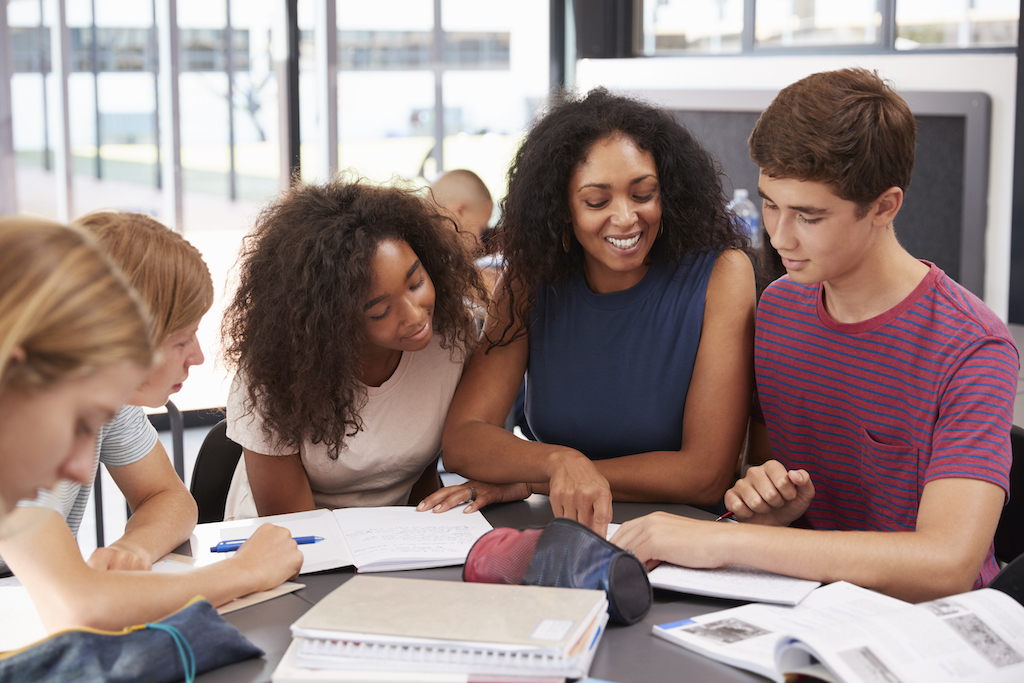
top-left (274, 575), bottom-right (609, 681)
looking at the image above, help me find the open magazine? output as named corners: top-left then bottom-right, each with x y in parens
top-left (654, 580), bottom-right (1024, 683)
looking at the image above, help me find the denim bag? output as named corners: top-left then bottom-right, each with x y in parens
top-left (0, 596), bottom-right (262, 683)
top-left (463, 517), bottom-right (652, 625)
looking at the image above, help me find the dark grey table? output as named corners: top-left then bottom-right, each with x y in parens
top-left (196, 497), bottom-right (763, 683)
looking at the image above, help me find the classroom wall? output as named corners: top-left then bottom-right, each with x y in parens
top-left (574, 53), bottom-right (1017, 320)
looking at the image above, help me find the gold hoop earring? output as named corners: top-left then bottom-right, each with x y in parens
top-left (562, 227), bottom-right (572, 253)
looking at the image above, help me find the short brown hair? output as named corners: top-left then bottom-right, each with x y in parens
top-left (749, 68), bottom-right (916, 211)
top-left (74, 210), bottom-right (214, 345)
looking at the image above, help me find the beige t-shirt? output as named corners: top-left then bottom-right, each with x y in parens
top-left (224, 337), bottom-right (467, 520)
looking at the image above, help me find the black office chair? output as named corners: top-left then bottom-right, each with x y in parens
top-left (994, 425), bottom-right (1024, 565)
top-left (189, 419), bottom-right (243, 524)
top-left (990, 553), bottom-right (1024, 605)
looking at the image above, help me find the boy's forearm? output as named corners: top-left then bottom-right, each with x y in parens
top-left (114, 487), bottom-right (198, 562)
top-left (708, 522), bottom-right (984, 602)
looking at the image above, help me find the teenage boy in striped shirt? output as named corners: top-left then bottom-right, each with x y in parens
top-left (612, 68), bottom-right (1019, 602)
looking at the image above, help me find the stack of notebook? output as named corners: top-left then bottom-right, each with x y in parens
top-left (272, 575), bottom-right (610, 683)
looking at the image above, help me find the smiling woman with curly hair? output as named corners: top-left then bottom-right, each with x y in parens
top-left (221, 178), bottom-right (484, 518)
top-left (424, 89), bottom-right (757, 534)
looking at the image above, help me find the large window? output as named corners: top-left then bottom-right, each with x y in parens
top-left (755, 0), bottom-right (881, 48)
top-left (299, 0), bottom-right (546, 200)
top-left (896, 0), bottom-right (1019, 50)
top-left (6, 0), bottom-right (550, 414)
top-left (640, 0), bottom-right (1018, 54)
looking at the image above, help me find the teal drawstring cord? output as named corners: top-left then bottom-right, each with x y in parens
top-left (145, 622), bottom-right (196, 683)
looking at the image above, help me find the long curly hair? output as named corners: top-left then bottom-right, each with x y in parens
top-left (491, 87), bottom-right (748, 346)
top-left (222, 178), bottom-right (483, 459)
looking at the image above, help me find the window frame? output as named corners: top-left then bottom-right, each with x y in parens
top-left (638, 0), bottom-right (1018, 57)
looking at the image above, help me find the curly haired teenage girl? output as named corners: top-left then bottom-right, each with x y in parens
top-left (222, 178), bottom-right (484, 518)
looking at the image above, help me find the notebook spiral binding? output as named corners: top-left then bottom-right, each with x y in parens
top-left (295, 637), bottom-right (564, 672)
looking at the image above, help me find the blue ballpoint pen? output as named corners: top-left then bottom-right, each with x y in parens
top-left (210, 535), bottom-right (324, 553)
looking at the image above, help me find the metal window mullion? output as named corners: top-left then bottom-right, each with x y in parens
top-left (156, 0), bottom-right (183, 231)
top-left (314, 0), bottom-right (337, 181)
top-left (549, 0), bottom-right (565, 94)
top-left (0, 0), bottom-right (17, 214)
top-left (226, 0), bottom-right (236, 199)
top-left (432, 0), bottom-right (443, 174)
top-left (49, 0), bottom-right (73, 222)
top-left (279, 0), bottom-right (300, 185)
top-left (878, 0), bottom-right (897, 51)
top-left (151, 0), bottom-right (161, 190)
top-left (91, 0), bottom-right (101, 179)
top-left (742, 0), bottom-right (756, 52)
top-left (39, 0), bottom-right (50, 172)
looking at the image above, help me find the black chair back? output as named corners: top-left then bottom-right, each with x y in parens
top-left (189, 420), bottom-right (243, 524)
top-left (990, 553), bottom-right (1024, 605)
top-left (994, 425), bottom-right (1024, 564)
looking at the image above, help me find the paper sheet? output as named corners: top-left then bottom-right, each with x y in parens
top-left (0, 576), bottom-right (47, 652)
top-left (648, 563), bottom-right (821, 605)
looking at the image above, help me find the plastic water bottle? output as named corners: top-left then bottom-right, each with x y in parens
top-left (727, 189), bottom-right (762, 250)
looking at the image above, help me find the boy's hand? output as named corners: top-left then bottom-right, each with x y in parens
top-left (611, 512), bottom-right (725, 570)
top-left (87, 545), bottom-right (152, 571)
top-left (724, 460), bottom-right (814, 526)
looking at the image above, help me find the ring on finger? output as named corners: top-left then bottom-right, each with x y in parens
top-left (466, 486), bottom-right (477, 503)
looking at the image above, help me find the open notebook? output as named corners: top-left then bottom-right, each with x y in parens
top-left (190, 506), bottom-right (493, 573)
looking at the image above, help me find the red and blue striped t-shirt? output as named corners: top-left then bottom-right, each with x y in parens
top-left (755, 263), bottom-right (1020, 587)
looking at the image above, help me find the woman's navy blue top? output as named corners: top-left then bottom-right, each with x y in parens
top-left (525, 251), bottom-right (717, 460)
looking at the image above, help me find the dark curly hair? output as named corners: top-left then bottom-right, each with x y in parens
top-left (222, 178), bottom-right (484, 459)
top-left (490, 87), bottom-right (748, 346)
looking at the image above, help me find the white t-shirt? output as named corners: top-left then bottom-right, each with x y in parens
top-left (224, 337), bottom-right (467, 520)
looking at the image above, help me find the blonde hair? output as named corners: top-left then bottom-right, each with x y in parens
top-left (74, 210), bottom-right (214, 345)
top-left (0, 217), bottom-right (154, 391)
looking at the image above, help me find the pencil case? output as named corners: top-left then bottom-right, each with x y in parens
top-left (463, 517), bottom-right (652, 625)
top-left (0, 596), bottom-right (262, 682)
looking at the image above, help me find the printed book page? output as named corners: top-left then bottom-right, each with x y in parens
top-left (786, 587), bottom-right (1024, 683)
top-left (653, 581), bottom-right (908, 683)
top-left (647, 563), bottom-right (821, 605)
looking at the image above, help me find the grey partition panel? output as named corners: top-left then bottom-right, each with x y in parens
top-left (627, 89), bottom-right (990, 297)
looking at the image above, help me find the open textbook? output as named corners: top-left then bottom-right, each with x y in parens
top-left (653, 580), bottom-right (1024, 683)
top-left (190, 506), bottom-right (493, 574)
